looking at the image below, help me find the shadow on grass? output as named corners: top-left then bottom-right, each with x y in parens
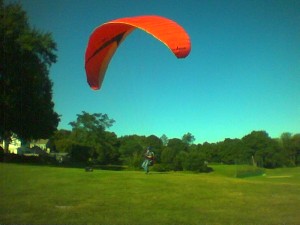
top-left (1, 153), bottom-right (129, 171)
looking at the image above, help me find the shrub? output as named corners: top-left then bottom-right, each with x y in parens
top-left (126, 152), bottom-right (143, 170)
top-left (68, 144), bottom-right (92, 163)
top-left (183, 151), bottom-right (212, 173)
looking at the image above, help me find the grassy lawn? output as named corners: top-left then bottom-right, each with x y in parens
top-left (1, 163), bottom-right (300, 225)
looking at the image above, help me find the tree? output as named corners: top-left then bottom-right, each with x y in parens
top-left (0, 1), bottom-right (59, 150)
top-left (118, 135), bottom-right (144, 168)
top-left (70, 111), bottom-right (114, 131)
top-left (146, 135), bottom-right (163, 149)
top-left (280, 132), bottom-right (296, 166)
top-left (241, 131), bottom-right (287, 168)
top-left (160, 134), bottom-right (169, 146)
top-left (159, 138), bottom-right (187, 170)
top-left (292, 134), bottom-right (300, 165)
top-left (217, 138), bottom-right (245, 164)
top-left (101, 131), bottom-right (120, 164)
top-left (242, 131), bottom-right (272, 160)
top-left (68, 111), bottom-right (116, 164)
top-left (69, 111), bottom-right (114, 144)
top-left (199, 142), bottom-right (220, 163)
top-left (182, 132), bottom-right (195, 146)
top-left (168, 138), bottom-right (187, 152)
top-left (50, 129), bottom-right (72, 152)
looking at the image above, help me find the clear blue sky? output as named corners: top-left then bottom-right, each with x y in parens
top-left (12, 0), bottom-right (300, 143)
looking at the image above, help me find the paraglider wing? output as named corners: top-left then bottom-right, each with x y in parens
top-left (85, 15), bottom-right (191, 90)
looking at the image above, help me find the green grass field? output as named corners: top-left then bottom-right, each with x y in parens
top-left (1, 163), bottom-right (300, 225)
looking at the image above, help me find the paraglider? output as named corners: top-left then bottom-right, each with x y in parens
top-left (85, 15), bottom-right (191, 90)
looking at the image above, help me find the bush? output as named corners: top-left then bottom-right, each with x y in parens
top-left (69, 144), bottom-right (92, 163)
top-left (182, 151), bottom-right (210, 172)
top-left (121, 152), bottom-right (143, 170)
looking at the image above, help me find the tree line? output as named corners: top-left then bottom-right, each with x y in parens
top-left (49, 112), bottom-right (300, 172)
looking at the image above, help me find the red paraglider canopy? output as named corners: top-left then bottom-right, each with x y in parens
top-left (85, 15), bottom-right (191, 90)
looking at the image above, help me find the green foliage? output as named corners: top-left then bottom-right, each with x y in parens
top-left (69, 111), bottom-right (115, 132)
top-left (182, 132), bottom-right (195, 145)
top-left (242, 130), bottom-right (271, 156)
top-left (167, 138), bottom-right (187, 152)
top-left (172, 150), bottom-right (187, 171)
top-left (240, 132), bottom-right (291, 168)
top-left (100, 134), bottom-right (120, 164)
top-left (53, 138), bottom-right (73, 153)
top-left (198, 142), bottom-right (220, 162)
top-left (182, 151), bottom-right (206, 172)
top-left (0, 1), bottom-right (59, 142)
top-left (160, 147), bottom-right (177, 168)
top-left (160, 134), bottom-right (168, 146)
top-left (126, 152), bottom-right (143, 170)
top-left (50, 129), bottom-right (72, 152)
top-left (279, 132), bottom-right (300, 166)
top-left (217, 138), bottom-right (245, 164)
top-left (51, 116), bottom-right (300, 171)
top-left (69, 112), bottom-right (117, 164)
top-left (118, 135), bottom-right (144, 157)
top-left (68, 144), bottom-right (92, 164)
top-left (145, 135), bottom-right (163, 149)
top-left (118, 135), bottom-right (144, 168)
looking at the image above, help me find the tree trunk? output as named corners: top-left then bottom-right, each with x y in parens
top-left (4, 139), bottom-right (10, 153)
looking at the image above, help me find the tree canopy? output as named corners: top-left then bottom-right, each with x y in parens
top-left (0, 1), bottom-right (59, 145)
top-left (48, 113), bottom-right (300, 171)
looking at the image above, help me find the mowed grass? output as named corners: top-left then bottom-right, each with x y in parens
top-left (1, 163), bottom-right (300, 225)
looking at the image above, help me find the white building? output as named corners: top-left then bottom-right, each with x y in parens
top-left (1, 137), bottom-right (49, 154)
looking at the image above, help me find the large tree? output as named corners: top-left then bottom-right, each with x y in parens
top-left (68, 111), bottom-right (116, 164)
top-left (241, 131), bottom-right (285, 168)
top-left (280, 132), bottom-right (296, 166)
top-left (0, 1), bottom-right (59, 148)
